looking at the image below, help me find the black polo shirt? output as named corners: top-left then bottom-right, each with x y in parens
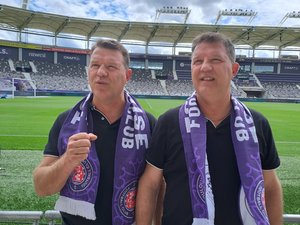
top-left (146, 106), bottom-right (280, 225)
top-left (44, 105), bottom-right (156, 225)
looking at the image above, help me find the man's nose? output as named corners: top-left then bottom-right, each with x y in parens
top-left (200, 60), bottom-right (212, 71)
top-left (97, 65), bottom-right (108, 76)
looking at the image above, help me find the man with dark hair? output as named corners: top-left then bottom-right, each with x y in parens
top-left (33, 39), bottom-right (156, 225)
top-left (136, 32), bottom-right (283, 225)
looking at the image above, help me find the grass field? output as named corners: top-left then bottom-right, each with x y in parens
top-left (0, 96), bottom-right (299, 219)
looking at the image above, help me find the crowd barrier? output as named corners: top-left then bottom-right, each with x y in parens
top-left (0, 210), bottom-right (60, 225)
top-left (0, 210), bottom-right (300, 224)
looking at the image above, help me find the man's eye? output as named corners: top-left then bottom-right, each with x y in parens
top-left (212, 59), bottom-right (222, 63)
top-left (91, 64), bottom-right (99, 68)
top-left (193, 60), bottom-right (202, 65)
top-left (107, 65), bottom-right (118, 69)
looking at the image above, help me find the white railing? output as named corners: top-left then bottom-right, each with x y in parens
top-left (44, 210), bottom-right (61, 225)
top-left (284, 214), bottom-right (300, 223)
top-left (0, 211), bottom-right (299, 224)
top-left (0, 211), bottom-right (43, 225)
top-left (0, 210), bottom-right (61, 225)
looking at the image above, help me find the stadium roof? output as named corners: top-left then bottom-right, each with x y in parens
top-left (1, 4), bottom-right (300, 50)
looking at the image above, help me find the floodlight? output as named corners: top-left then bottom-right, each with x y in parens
top-left (155, 6), bottom-right (191, 24)
top-left (215, 8), bottom-right (257, 25)
top-left (279, 11), bottom-right (300, 26)
top-left (21, 0), bottom-right (29, 9)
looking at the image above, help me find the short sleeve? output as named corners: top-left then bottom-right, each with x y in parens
top-left (251, 109), bottom-right (280, 170)
top-left (44, 110), bottom-right (69, 156)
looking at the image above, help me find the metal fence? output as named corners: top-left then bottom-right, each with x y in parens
top-left (0, 211), bottom-right (299, 224)
top-left (0, 210), bottom-right (60, 225)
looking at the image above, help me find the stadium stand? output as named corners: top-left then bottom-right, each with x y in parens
top-left (126, 79), bottom-right (166, 96)
top-left (165, 79), bottom-right (194, 96)
top-left (233, 73), bottom-right (260, 87)
top-left (0, 58), bottom-right (10, 73)
top-left (1, 55), bottom-right (300, 99)
top-left (125, 68), bottom-right (166, 95)
top-left (1, 56), bottom-right (300, 99)
top-left (30, 60), bottom-right (88, 91)
top-left (256, 73), bottom-right (300, 99)
top-left (261, 82), bottom-right (300, 99)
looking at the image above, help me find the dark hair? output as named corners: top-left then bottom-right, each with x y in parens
top-left (192, 32), bottom-right (236, 62)
top-left (90, 39), bottom-right (130, 68)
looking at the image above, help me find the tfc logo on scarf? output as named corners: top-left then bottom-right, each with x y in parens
top-left (118, 181), bottom-right (137, 219)
top-left (69, 160), bottom-right (93, 192)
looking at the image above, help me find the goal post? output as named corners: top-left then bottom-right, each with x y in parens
top-left (12, 77), bottom-right (37, 98)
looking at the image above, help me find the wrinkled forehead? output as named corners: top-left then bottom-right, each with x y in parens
top-left (90, 47), bottom-right (125, 63)
top-left (192, 42), bottom-right (229, 58)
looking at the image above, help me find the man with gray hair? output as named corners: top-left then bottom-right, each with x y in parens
top-left (136, 32), bottom-right (283, 225)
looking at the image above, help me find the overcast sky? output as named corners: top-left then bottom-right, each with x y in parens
top-left (1, 0), bottom-right (300, 26)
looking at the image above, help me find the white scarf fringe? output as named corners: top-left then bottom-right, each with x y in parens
top-left (55, 196), bottom-right (96, 220)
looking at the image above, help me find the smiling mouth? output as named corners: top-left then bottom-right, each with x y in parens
top-left (201, 77), bottom-right (214, 81)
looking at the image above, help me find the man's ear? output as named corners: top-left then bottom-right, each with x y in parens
top-left (232, 62), bottom-right (240, 78)
top-left (126, 68), bottom-right (132, 81)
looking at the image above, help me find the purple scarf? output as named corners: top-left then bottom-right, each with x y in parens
top-left (179, 93), bottom-right (270, 225)
top-left (55, 91), bottom-right (151, 225)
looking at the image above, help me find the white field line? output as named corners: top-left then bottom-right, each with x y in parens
top-left (144, 99), bottom-right (153, 109)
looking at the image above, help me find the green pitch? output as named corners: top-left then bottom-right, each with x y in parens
top-left (0, 97), bottom-right (299, 154)
top-left (0, 96), bottom-right (299, 216)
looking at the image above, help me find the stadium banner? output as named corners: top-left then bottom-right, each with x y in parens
top-left (0, 46), bottom-right (18, 60)
top-left (280, 63), bottom-right (300, 74)
top-left (0, 40), bottom-right (42, 50)
top-left (43, 47), bottom-right (89, 54)
top-left (148, 54), bottom-right (173, 60)
top-left (57, 52), bottom-right (86, 65)
top-left (130, 53), bottom-right (146, 59)
top-left (22, 49), bottom-right (54, 62)
top-left (175, 60), bottom-right (191, 71)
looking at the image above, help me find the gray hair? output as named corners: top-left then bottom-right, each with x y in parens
top-left (192, 32), bottom-right (236, 63)
top-left (90, 39), bottom-right (130, 68)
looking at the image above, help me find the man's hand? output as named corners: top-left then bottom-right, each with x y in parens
top-left (63, 132), bottom-right (97, 167)
top-left (33, 132), bottom-right (97, 196)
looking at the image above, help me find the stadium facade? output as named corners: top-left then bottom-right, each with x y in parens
top-left (0, 4), bottom-right (299, 101)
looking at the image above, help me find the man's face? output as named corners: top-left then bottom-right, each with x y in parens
top-left (88, 47), bottom-right (131, 103)
top-left (191, 42), bottom-right (239, 99)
